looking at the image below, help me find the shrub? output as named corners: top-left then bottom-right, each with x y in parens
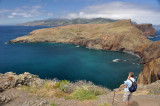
top-left (42, 81), bottom-right (55, 90)
top-left (49, 100), bottom-right (57, 106)
top-left (54, 80), bottom-right (70, 92)
top-left (54, 91), bottom-right (69, 98)
top-left (72, 87), bottom-right (97, 101)
top-left (88, 86), bottom-right (105, 96)
top-left (99, 103), bottom-right (111, 106)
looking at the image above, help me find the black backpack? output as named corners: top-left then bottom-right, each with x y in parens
top-left (129, 79), bottom-right (137, 92)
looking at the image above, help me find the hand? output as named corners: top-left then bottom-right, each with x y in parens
top-left (127, 76), bottom-right (130, 80)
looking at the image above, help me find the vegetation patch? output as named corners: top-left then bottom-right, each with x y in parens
top-left (72, 87), bottom-right (97, 101)
top-left (49, 100), bottom-right (57, 106)
top-left (148, 88), bottom-right (160, 95)
top-left (17, 79), bottom-right (110, 101)
top-left (99, 103), bottom-right (111, 106)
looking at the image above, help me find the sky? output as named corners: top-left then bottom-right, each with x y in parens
top-left (0, 0), bottom-right (160, 25)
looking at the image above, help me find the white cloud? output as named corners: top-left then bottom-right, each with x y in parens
top-left (67, 1), bottom-right (160, 25)
top-left (0, 5), bottom-right (42, 19)
top-left (8, 16), bottom-right (14, 18)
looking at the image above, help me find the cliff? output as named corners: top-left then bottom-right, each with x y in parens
top-left (9, 19), bottom-right (159, 85)
top-left (135, 24), bottom-right (156, 37)
top-left (138, 41), bottom-right (160, 84)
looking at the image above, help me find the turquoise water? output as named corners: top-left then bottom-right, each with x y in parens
top-left (0, 26), bottom-right (143, 89)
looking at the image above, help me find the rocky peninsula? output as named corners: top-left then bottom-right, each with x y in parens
top-left (9, 19), bottom-right (159, 85)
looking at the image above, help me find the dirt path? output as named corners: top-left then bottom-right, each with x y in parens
top-left (1, 88), bottom-right (160, 106)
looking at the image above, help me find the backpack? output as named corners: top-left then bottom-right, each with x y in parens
top-left (129, 79), bottom-right (137, 92)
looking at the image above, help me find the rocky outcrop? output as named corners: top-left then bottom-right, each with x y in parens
top-left (138, 58), bottom-right (160, 84)
top-left (0, 72), bottom-right (46, 105)
top-left (0, 72), bottom-right (44, 92)
top-left (137, 41), bottom-right (160, 84)
top-left (140, 41), bottom-right (160, 63)
top-left (9, 19), bottom-right (160, 85)
top-left (135, 24), bottom-right (156, 37)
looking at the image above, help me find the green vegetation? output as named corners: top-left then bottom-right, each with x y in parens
top-left (49, 100), bottom-right (57, 106)
top-left (54, 80), bottom-right (70, 92)
top-left (18, 80), bottom-right (110, 101)
top-left (99, 103), bottom-right (111, 106)
top-left (18, 18), bottom-right (118, 26)
top-left (72, 87), bottom-right (97, 101)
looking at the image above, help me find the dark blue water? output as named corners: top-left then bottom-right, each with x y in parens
top-left (149, 26), bottom-right (160, 41)
top-left (0, 26), bottom-right (143, 89)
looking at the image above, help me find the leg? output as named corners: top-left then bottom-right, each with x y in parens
top-left (125, 101), bottom-right (129, 106)
top-left (128, 101), bottom-right (131, 106)
top-left (128, 92), bottom-right (132, 106)
top-left (123, 92), bottom-right (130, 106)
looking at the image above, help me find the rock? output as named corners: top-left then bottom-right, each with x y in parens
top-left (135, 24), bottom-right (156, 37)
top-left (137, 41), bottom-right (160, 84)
top-left (140, 41), bottom-right (160, 63)
top-left (22, 98), bottom-right (49, 106)
top-left (0, 72), bottom-right (44, 91)
top-left (4, 81), bottom-right (11, 89)
top-left (138, 58), bottom-right (160, 84)
top-left (0, 94), bottom-right (12, 105)
top-left (5, 72), bottom-right (16, 76)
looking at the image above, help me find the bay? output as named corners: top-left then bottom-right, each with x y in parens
top-left (0, 26), bottom-right (143, 89)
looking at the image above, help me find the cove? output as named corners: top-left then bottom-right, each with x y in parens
top-left (0, 26), bottom-right (142, 89)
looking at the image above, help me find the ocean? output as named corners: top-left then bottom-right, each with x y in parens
top-left (1, 26), bottom-right (158, 89)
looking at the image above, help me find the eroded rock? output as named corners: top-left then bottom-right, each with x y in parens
top-left (135, 24), bottom-right (156, 37)
top-left (0, 72), bottom-right (44, 92)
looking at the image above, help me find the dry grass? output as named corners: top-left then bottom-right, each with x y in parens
top-left (148, 88), bottom-right (160, 95)
top-left (17, 80), bottom-right (57, 97)
top-left (17, 80), bottom-right (110, 101)
top-left (99, 103), bottom-right (111, 106)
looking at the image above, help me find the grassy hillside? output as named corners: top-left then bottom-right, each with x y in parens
top-left (18, 18), bottom-right (118, 26)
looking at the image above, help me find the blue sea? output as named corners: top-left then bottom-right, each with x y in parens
top-left (149, 27), bottom-right (160, 41)
top-left (0, 26), bottom-right (159, 89)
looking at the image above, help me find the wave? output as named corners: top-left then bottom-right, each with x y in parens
top-left (112, 59), bottom-right (121, 62)
top-left (76, 45), bottom-right (80, 47)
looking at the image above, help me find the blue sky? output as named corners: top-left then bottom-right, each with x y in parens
top-left (0, 0), bottom-right (160, 25)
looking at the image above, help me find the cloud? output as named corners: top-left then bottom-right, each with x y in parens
top-left (0, 5), bottom-right (43, 19)
top-left (8, 15), bottom-right (13, 18)
top-left (67, 1), bottom-right (160, 24)
top-left (48, 12), bottom-right (54, 16)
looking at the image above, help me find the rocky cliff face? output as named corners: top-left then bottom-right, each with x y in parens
top-left (138, 58), bottom-right (160, 84)
top-left (137, 41), bottom-right (160, 84)
top-left (9, 19), bottom-right (159, 85)
top-left (135, 24), bottom-right (156, 37)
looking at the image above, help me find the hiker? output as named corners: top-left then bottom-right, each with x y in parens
top-left (123, 72), bottom-right (136, 106)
